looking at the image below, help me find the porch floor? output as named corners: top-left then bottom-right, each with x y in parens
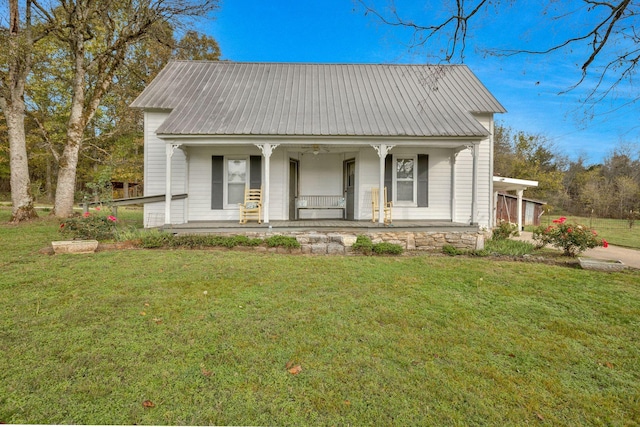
top-left (165, 220), bottom-right (479, 234)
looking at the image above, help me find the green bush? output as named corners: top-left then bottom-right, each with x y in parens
top-left (532, 217), bottom-right (608, 257)
top-left (372, 242), bottom-right (404, 255)
top-left (442, 244), bottom-right (464, 256)
top-left (59, 212), bottom-right (118, 241)
top-left (352, 235), bottom-right (403, 255)
top-left (139, 230), bottom-right (174, 248)
top-left (264, 235), bottom-right (301, 249)
top-left (352, 235), bottom-right (374, 254)
top-left (492, 221), bottom-right (518, 240)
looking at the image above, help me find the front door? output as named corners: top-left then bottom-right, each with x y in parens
top-left (344, 159), bottom-right (355, 220)
top-left (289, 159), bottom-right (299, 220)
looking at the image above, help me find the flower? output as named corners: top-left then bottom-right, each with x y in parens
top-left (107, 215), bottom-right (117, 222)
top-left (59, 223), bottom-right (65, 228)
top-left (552, 216), bottom-right (567, 224)
top-left (602, 239), bottom-right (609, 248)
top-left (83, 212), bottom-right (90, 218)
top-left (95, 206), bottom-right (101, 211)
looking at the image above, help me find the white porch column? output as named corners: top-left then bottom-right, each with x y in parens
top-left (516, 189), bottom-right (524, 235)
top-left (371, 143), bottom-right (394, 224)
top-left (493, 190), bottom-right (499, 228)
top-left (256, 143), bottom-right (279, 224)
top-left (471, 143), bottom-right (479, 225)
top-left (165, 143), bottom-right (181, 225)
top-left (451, 147), bottom-right (465, 223)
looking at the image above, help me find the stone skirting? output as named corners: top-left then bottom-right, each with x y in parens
top-left (209, 230), bottom-right (487, 255)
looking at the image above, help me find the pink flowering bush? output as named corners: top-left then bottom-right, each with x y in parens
top-left (59, 212), bottom-right (118, 241)
top-left (533, 216), bottom-right (608, 257)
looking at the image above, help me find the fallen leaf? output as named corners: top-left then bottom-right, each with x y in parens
top-left (605, 361), bottom-right (614, 369)
top-left (508, 353), bottom-right (516, 358)
top-left (142, 400), bottom-right (155, 408)
top-left (140, 311), bottom-right (146, 316)
top-left (535, 412), bottom-right (544, 421)
top-left (285, 360), bottom-right (294, 370)
top-left (288, 365), bottom-right (302, 375)
top-left (144, 302), bottom-right (150, 307)
top-left (344, 400), bottom-right (351, 406)
top-left (153, 318), bottom-right (163, 324)
top-left (201, 367), bottom-right (213, 377)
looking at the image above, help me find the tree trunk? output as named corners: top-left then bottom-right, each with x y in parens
top-left (53, 31), bottom-right (87, 218)
top-left (5, 101), bottom-right (38, 222)
top-left (2, 0), bottom-right (38, 223)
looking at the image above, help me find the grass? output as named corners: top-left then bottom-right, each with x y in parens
top-left (1, 208), bottom-right (640, 425)
top-left (531, 215), bottom-right (640, 249)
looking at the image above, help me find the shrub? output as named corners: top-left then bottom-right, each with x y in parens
top-left (59, 212), bottom-right (118, 241)
top-left (352, 235), bottom-right (374, 254)
top-left (442, 244), bottom-right (463, 256)
top-left (372, 242), bottom-right (404, 255)
top-left (139, 230), bottom-right (174, 248)
top-left (352, 235), bottom-right (403, 255)
top-left (532, 217), bottom-right (608, 257)
top-left (264, 235), bottom-right (301, 249)
top-left (492, 221), bottom-right (518, 240)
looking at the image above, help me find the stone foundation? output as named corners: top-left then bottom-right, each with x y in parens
top-left (208, 230), bottom-right (487, 255)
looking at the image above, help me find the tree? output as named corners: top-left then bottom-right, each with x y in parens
top-left (493, 124), bottom-right (566, 200)
top-left (358, 1), bottom-right (640, 108)
top-left (29, 0), bottom-right (219, 217)
top-left (0, 0), bottom-right (48, 222)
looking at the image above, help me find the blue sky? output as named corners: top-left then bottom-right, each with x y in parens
top-left (203, 0), bottom-right (639, 164)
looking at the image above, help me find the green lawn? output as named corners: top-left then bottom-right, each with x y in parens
top-left (1, 208), bottom-right (639, 425)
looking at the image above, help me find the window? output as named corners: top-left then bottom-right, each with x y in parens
top-left (395, 157), bottom-right (416, 204)
top-left (212, 155), bottom-right (262, 210)
top-left (227, 159), bottom-right (247, 205)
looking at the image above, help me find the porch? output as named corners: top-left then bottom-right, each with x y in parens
top-left (163, 219), bottom-right (486, 254)
top-left (164, 219), bottom-right (479, 234)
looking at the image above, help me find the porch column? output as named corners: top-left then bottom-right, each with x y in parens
top-left (165, 143), bottom-right (181, 225)
top-left (516, 189), bottom-right (524, 235)
top-left (371, 143), bottom-right (394, 224)
top-left (470, 143), bottom-right (479, 225)
top-left (451, 147), bottom-right (465, 223)
top-left (256, 143), bottom-right (279, 224)
top-left (493, 190), bottom-right (499, 228)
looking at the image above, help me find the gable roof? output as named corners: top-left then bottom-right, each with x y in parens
top-left (131, 61), bottom-right (505, 138)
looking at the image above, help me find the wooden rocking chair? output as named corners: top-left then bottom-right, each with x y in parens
top-left (238, 187), bottom-right (262, 224)
top-left (371, 187), bottom-right (392, 225)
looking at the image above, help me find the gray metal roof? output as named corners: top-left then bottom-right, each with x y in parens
top-left (131, 61), bottom-right (506, 138)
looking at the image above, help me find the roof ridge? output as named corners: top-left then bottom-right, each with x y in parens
top-left (166, 60), bottom-right (469, 67)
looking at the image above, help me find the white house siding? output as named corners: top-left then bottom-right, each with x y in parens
top-left (356, 146), bottom-right (453, 221)
top-left (474, 113), bottom-right (493, 228)
top-left (143, 111), bottom-right (185, 227)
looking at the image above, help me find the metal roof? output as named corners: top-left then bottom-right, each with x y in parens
top-left (131, 61), bottom-right (506, 138)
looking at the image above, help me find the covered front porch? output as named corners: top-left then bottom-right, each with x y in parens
top-left (165, 219), bottom-right (480, 233)
top-left (162, 219), bottom-right (487, 254)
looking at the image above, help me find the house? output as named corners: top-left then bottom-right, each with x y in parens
top-left (131, 61), bottom-right (506, 237)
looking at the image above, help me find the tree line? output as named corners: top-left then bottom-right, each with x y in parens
top-left (495, 125), bottom-right (640, 220)
top-left (0, 0), bottom-right (220, 222)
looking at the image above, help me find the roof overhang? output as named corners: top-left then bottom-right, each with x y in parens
top-left (156, 134), bottom-right (485, 149)
top-left (493, 176), bottom-right (538, 192)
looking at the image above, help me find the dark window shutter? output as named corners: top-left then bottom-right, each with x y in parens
top-left (211, 156), bottom-right (224, 209)
top-left (384, 154), bottom-right (393, 201)
top-left (250, 155), bottom-right (262, 189)
top-left (417, 154), bottom-right (429, 207)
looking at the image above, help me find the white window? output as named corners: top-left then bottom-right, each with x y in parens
top-left (227, 159), bottom-right (247, 205)
top-left (394, 156), bottom-right (416, 205)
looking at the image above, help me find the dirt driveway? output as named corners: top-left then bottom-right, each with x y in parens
top-left (515, 232), bottom-right (640, 270)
